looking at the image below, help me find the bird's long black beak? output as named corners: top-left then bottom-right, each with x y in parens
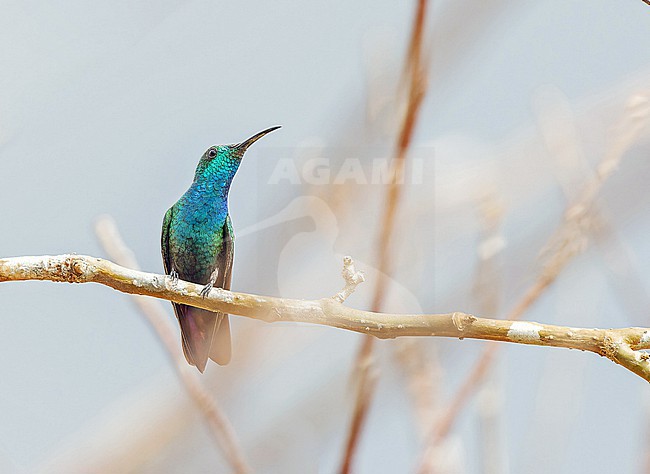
top-left (236, 126), bottom-right (281, 151)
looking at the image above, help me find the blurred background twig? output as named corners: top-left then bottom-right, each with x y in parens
top-left (340, 1), bottom-right (430, 471)
top-left (417, 91), bottom-right (650, 472)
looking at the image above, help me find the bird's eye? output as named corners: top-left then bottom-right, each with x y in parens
top-left (208, 148), bottom-right (217, 158)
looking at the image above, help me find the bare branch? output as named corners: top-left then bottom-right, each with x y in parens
top-left (2, 253), bottom-right (650, 382)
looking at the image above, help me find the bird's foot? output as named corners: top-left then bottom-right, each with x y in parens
top-left (200, 282), bottom-right (213, 298)
top-left (201, 268), bottom-right (219, 298)
top-left (169, 269), bottom-right (179, 286)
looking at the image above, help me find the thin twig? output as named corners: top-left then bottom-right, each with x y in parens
top-left (395, 339), bottom-right (441, 439)
top-left (94, 216), bottom-right (251, 474)
top-left (536, 88), bottom-right (650, 322)
top-left (473, 194), bottom-right (506, 474)
top-left (332, 256), bottom-right (365, 303)
top-left (340, 1), bottom-right (430, 471)
top-left (373, 0), bottom-right (428, 314)
top-left (340, 336), bottom-right (376, 474)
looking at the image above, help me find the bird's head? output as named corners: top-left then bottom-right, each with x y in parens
top-left (193, 126), bottom-right (281, 182)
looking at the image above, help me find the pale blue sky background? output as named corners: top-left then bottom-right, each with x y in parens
top-left (1, 1), bottom-right (650, 473)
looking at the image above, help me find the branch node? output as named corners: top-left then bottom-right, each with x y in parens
top-left (332, 256), bottom-right (365, 303)
top-left (452, 312), bottom-right (476, 333)
top-left (55, 255), bottom-right (89, 283)
top-left (71, 259), bottom-right (87, 277)
top-left (600, 335), bottom-right (619, 358)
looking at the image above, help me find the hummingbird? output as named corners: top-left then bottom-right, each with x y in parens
top-left (161, 126), bottom-right (280, 372)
